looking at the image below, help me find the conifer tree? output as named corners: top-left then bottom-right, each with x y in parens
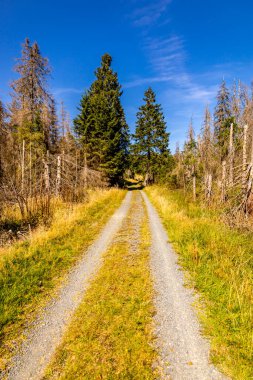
top-left (10, 38), bottom-right (56, 152)
top-left (74, 91), bottom-right (94, 165)
top-left (48, 99), bottom-right (59, 153)
top-left (132, 87), bottom-right (170, 183)
top-left (214, 79), bottom-right (233, 160)
top-left (74, 54), bottom-right (129, 185)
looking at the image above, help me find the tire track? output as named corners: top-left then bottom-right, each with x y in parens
top-left (6, 192), bottom-right (132, 380)
top-left (142, 191), bottom-right (227, 380)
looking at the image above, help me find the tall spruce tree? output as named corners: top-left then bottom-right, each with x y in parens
top-left (10, 38), bottom-right (56, 153)
top-left (74, 91), bottom-right (94, 165)
top-left (74, 54), bottom-right (129, 185)
top-left (214, 79), bottom-right (233, 160)
top-left (132, 87), bottom-right (171, 183)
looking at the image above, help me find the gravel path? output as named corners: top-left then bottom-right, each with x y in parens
top-left (142, 191), bottom-right (227, 380)
top-left (6, 192), bottom-right (132, 380)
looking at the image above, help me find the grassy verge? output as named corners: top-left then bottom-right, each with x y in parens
top-left (0, 189), bottom-right (125, 371)
top-left (43, 192), bottom-right (157, 380)
top-left (145, 186), bottom-right (253, 380)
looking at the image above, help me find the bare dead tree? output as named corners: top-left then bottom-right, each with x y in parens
top-left (55, 155), bottom-right (61, 196)
top-left (229, 123), bottom-right (234, 187)
top-left (221, 160), bottom-right (227, 202)
top-left (242, 124), bottom-right (248, 192)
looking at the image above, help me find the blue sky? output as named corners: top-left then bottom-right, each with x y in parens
top-left (1, 0), bottom-right (253, 150)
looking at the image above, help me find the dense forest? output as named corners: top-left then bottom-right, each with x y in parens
top-left (1, 38), bottom-right (253, 243)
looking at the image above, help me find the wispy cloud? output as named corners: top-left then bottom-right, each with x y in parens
top-left (123, 34), bottom-right (185, 89)
top-left (123, 75), bottom-right (173, 88)
top-left (128, 1), bottom-right (219, 107)
top-left (145, 35), bottom-right (185, 76)
top-left (130, 0), bottom-right (172, 27)
top-left (142, 33), bottom-right (219, 107)
top-left (52, 87), bottom-right (83, 96)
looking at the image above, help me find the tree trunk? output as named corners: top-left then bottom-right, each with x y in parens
top-left (206, 173), bottom-right (212, 202)
top-left (56, 155), bottom-right (61, 196)
top-left (193, 175), bottom-right (196, 201)
top-left (245, 129), bottom-right (253, 213)
top-left (229, 123), bottom-right (234, 187)
top-left (242, 124), bottom-right (248, 191)
top-left (44, 151), bottom-right (50, 193)
top-left (192, 165), bottom-right (196, 201)
top-left (21, 140), bottom-right (25, 193)
top-left (29, 143), bottom-right (32, 197)
top-left (84, 150), bottom-right (87, 188)
top-left (75, 150), bottom-right (78, 191)
top-left (221, 160), bottom-right (226, 202)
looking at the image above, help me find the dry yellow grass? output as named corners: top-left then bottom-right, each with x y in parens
top-left (0, 188), bottom-right (125, 372)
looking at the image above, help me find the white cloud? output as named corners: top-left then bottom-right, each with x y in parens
top-left (130, 0), bottom-right (172, 27)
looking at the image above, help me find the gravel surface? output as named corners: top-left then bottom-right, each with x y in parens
top-left (142, 191), bottom-right (228, 380)
top-left (6, 192), bottom-right (132, 380)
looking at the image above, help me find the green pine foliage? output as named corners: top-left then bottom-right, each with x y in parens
top-left (10, 38), bottom-right (57, 154)
top-left (74, 54), bottom-right (129, 186)
top-left (214, 80), bottom-right (235, 160)
top-left (131, 87), bottom-right (172, 182)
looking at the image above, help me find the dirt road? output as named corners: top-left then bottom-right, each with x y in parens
top-left (7, 190), bottom-right (226, 379)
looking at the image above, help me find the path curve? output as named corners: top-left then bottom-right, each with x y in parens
top-left (7, 192), bottom-right (132, 380)
top-left (142, 191), bottom-right (227, 380)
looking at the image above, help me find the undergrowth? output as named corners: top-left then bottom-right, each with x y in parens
top-left (146, 186), bottom-right (253, 380)
top-left (0, 188), bottom-right (125, 372)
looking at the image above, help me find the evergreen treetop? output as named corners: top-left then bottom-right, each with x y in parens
top-left (214, 79), bottom-right (234, 160)
top-left (74, 53), bottom-right (129, 185)
top-left (132, 87), bottom-right (171, 182)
